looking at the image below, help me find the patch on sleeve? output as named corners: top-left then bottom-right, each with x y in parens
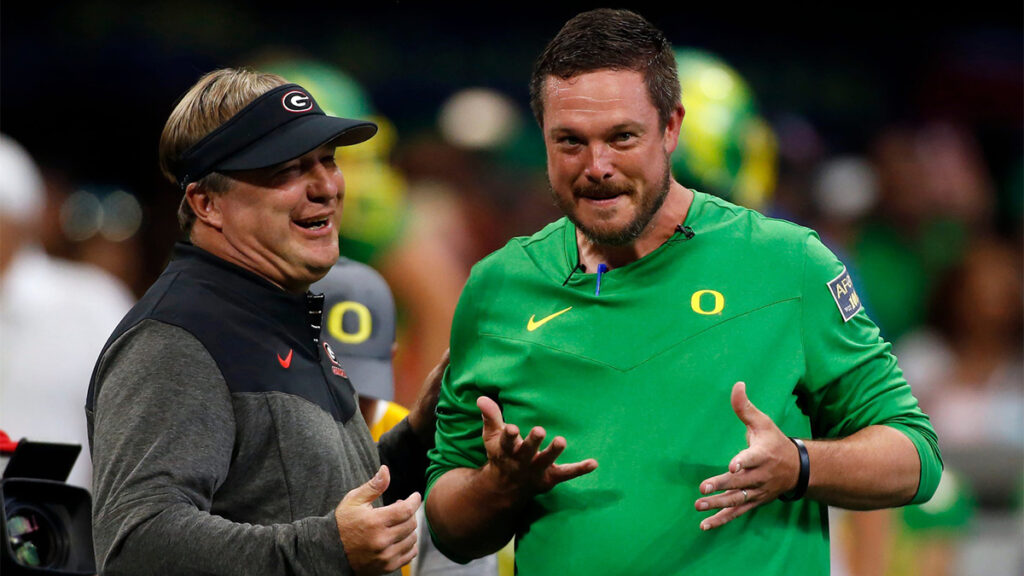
top-left (827, 267), bottom-right (863, 322)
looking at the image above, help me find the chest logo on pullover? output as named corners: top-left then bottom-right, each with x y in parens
top-left (527, 306), bottom-right (573, 331)
top-left (277, 349), bottom-right (293, 368)
top-left (323, 342), bottom-right (348, 378)
top-left (690, 290), bottom-right (725, 315)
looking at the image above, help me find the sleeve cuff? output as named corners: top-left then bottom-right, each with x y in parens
top-left (885, 422), bottom-right (944, 505)
top-left (299, 512), bottom-right (353, 576)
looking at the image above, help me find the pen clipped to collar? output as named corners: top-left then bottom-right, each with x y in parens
top-left (595, 263), bottom-right (608, 296)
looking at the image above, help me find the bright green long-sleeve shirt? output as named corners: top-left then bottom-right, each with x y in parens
top-left (427, 191), bottom-right (941, 575)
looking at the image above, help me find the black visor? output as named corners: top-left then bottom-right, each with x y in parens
top-left (173, 83), bottom-right (377, 188)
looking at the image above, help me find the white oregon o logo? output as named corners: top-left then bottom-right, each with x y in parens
top-left (690, 290), bottom-right (725, 315)
top-left (282, 91), bottom-right (312, 112)
top-left (327, 301), bottom-right (372, 344)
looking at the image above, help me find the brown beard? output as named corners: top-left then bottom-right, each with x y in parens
top-left (551, 161), bottom-right (671, 247)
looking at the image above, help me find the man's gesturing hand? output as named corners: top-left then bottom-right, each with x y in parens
top-left (694, 382), bottom-right (801, 531)
top-left (477, 396), bottom-right (597, 502)
top-left (335, 465), bottom-right (420, 574)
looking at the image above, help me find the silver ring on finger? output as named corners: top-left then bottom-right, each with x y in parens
top-left (741, 489), bottom-right (749, 504)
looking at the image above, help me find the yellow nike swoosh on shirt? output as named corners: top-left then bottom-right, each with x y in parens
top-left (527, 306), bottom-right (573, 331)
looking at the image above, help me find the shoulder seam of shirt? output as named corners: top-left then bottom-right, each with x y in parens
top-left (467, 218), bottom-right (568, 281)
top-left (798, 234), bottom-right (811, 400)
top-left (702, 192), bottom-right (817, 239)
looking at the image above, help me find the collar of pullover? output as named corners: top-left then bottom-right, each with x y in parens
top-left (170, 242), bottom-right (325, 351)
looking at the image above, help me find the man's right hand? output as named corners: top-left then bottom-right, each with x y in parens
top-left (477, 395), bottom-right (598, 503)
top-left (422, 397), bottom-right (597, 559)
top-left (335, 465), bottom-right (420, 574)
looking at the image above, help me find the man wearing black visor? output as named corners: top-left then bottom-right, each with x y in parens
top-left (86, 68), bottom-right (445, 575)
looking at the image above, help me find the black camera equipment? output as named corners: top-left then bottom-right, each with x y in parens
top-left (1, 438), bottom-right (96, 575)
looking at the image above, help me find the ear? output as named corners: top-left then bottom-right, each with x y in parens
top-left (185, 182), bottom-right (224, 230)
top-left (663, 102), bottom-right (685, 155)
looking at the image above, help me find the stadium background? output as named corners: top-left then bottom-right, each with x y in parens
top-left (3, 2), bottom-right (1022, 575)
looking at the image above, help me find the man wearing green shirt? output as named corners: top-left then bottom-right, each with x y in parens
top-left (424, 8), bottom-right (942, 574)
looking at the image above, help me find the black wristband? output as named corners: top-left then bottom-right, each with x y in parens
top-left (778, 437), bottom-right (809, 502)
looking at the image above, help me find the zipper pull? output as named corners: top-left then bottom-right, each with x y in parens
top-left (595, 263), bottom-right (608, 296)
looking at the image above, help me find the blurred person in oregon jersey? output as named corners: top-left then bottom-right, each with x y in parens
top-left (314, 256), bottom-right (502, 576)
top-left (424, 9), bottom-right (940, 574)
top-left (0, 134), bottom-right (135, 490)
top-left (255, 55), bottom-right (466, 411)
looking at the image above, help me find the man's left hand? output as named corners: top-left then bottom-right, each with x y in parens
top-left (694, 381), bottom-right (800, 531)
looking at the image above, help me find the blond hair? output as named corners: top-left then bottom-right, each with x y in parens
top-left (158, 68), bottom-right (288, 234)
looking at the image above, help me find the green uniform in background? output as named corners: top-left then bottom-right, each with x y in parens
top-left (427, 191), bottom-right (942, 575)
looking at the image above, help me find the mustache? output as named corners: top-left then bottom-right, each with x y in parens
top-left (573, 181), bottom-right (634, 199)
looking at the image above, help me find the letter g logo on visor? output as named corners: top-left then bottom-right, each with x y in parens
top-left (172, 83), bottom-right (377, 189)
top-left (282, 90), bottom-right (313, 113)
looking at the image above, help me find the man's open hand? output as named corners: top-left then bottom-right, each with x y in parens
top-left (477, 395), bottom-right (598, 502)
top-left (694, 382), bottom-right (800, 531)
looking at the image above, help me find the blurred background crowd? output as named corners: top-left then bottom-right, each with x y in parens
top-left (2, 2), bottom-right (1021, 575)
